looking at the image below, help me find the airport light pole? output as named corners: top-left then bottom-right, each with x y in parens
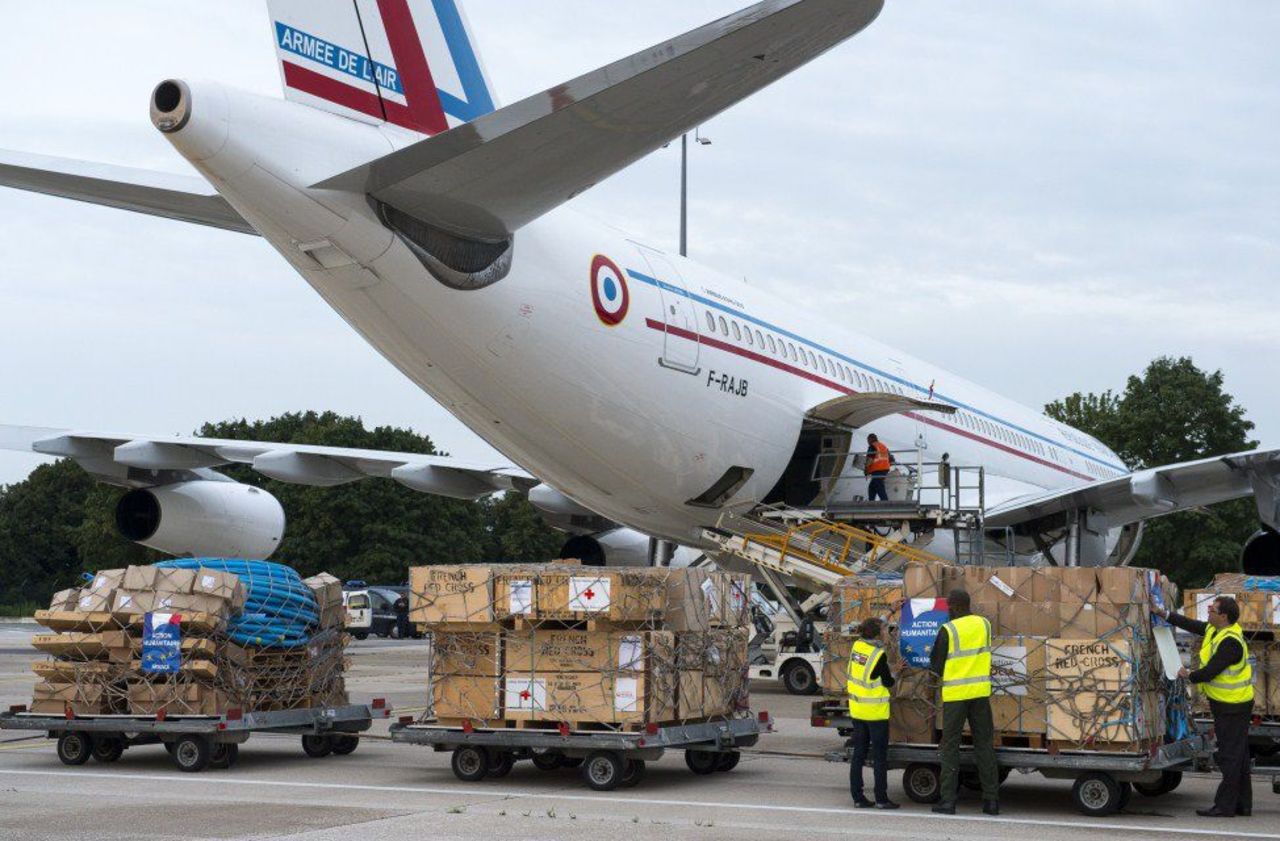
top-left (679, 128), bottom-right (712, 258)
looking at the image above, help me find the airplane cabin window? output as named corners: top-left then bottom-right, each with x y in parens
top-left (768, 335), bottom-right (777, 354)
top-left (755, 329), bottom-right (764, 347)
top-left (819, 357), bottom-right (828, 375)
top-left (705, 312), bottom-right (715, 331)
top-left (745, 329), bottom-right (754, 346)
top-left (789, 343), bottom-right (798, 361)
top-left (732, 321), bottom-right (742, 341)
top-left (718, 316), bottom-right (728, 336)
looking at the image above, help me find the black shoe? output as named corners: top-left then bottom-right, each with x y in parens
top-left (932, 802), bottom-right (956, 815)
top-left (853, 797), bottom-right (874, 809)
top-left (1237, 807), bottom-right (1252, 817)
top-left (1196, 807), bottom-right (1234, 818)
top-left (983, 801), bottom-right (1000, 816)
top-left (875, 801), bottom-right (901, 810)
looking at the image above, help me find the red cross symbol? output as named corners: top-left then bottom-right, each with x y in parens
top-left (583, 588), bottom-right (596, 601)
top-left (520, 690), bottom-right (531, 701)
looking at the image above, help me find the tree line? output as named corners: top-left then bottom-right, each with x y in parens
top-left (0, 357), bottom-right (1263, 609)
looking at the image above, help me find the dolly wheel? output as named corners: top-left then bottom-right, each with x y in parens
top-left (1134, 770), bottom-right (1182, 797)
top-left (532, 753), bottom-right (564, 771)
top-left (902, 763), bottom-right (942, 804)
top-left (56, 732), bottom-right (93, 766)
top-left (302, 734), bottom-right (333, 758)
top-left (782, 661), bottom-right (818, 696)
top-left (1072, 772), bottom-right (1123, 817)
top-left (685, 750), bottom-right (720, 776)
top-left (716, 752), bottom-right (741, 772)
top-left (91, 736), bottom-right (125, 764)
top-left (621, 759), bottom-right (646, 788)
top-left (331, 735), bottom-right (360, 756)
top-left (487, 751), bottom-right (515, 779)
top-left (172, 735), bottom-right (212, 773)
top-left (210, 742), bottom-right (239, 770)
top-left (582, 750), bottom-right (625, 791)
top-left (451, 746), bottom-right (489, 782)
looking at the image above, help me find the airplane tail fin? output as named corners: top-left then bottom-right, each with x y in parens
top-left (267, 0), bottom-right (497, 137)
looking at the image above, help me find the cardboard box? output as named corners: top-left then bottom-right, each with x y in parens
top-left (47, 588), bottom-right (80, 611)
top-left (1096, 568), bottom-right (1143, 605)
top-left (127, 682), bottom-right (227, 716)
top-left (998, 601), bottom-right (1059, 637)
top-left (992, 636), bottom-right (1048, 699)
top-left (195, 568), bottom-right (247, 607)
top-left (535, 570), bottom-right (666, 623)
top-left (1047, 690), bottom-right (1158, 746)
top-left (1046, 639), bottom-right (1133, 689)
top-left (301, 572), bottom-right (342, 607)
top-left (1057, 603), bottom-right (1096, 639)
top-left (504, 630), bottom-right (673, 674)
top-left (111, 590), bottom-right (152, 615)
top-left (149, 592), bottom-right (230, 617)
top-left (410, 565), bottom-right (493, 625)
top-left (821, 631), bottom-right (854, 697)
top-left (505, 671), bottom-right (675, 724)
top-left (830, 580), bottom-right (902, 630)
top-left (76, 589), bottom-right (116, 613)
top-left (888, 667), bottom-right (938, 744)
top-left (991, 694), bottom-right (1047, 734)
top-left (429, 632), bottom-right (502, 676)
top-left (87, 569), bottom-right (126, 594)
top-left (1056, 568), bottom-right (1098, 602)
top-left (1239, 592), bottom-right (1268, 628)
top-left (123, 565), bottom-right (160, 592)
top-left (665, 569), bottom-right (715, 631)
top-left (431, 674), bottom-right (500, 720)
top-left (31, 681), bottom-right (111, 715)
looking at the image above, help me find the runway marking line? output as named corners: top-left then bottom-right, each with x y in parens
top-left (0, 768), bottom-right (1277, 838)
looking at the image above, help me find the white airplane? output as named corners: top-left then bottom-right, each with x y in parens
top-left (1, 0), bottom-right (1277, 573)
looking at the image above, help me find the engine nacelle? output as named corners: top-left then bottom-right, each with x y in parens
top-left (115, 481), bottom-right (285, 559)
top-left (1242, 528), bottom-right (1280, 576)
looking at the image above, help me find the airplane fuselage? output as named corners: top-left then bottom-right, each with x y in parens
top-left (171, 82), bottom-right (1128, 548)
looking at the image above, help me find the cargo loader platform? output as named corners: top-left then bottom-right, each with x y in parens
top-left (0, 700), bottom-right (389, 773)
top-left (390, 712), bottom-right (771, 791)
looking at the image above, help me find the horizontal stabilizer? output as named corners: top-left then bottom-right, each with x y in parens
top-left (317, 0), bottom-right (884, 238)
top-left (0, 150), bottom-right (256, 235)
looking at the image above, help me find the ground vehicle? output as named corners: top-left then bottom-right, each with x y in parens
top-left (0, 701), bottom-right (388, 773)
top-left (390, 713), bottom-right (771, 791)
top-left (343, 586), bottom-right (417, 640)
top-left (748, 594), bottom-right (828, 696)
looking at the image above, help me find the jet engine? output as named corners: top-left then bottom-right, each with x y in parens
top-left (115, 480), bottom-right (285, 559)
top-left (1242, 528), bottom-right (1280, 576)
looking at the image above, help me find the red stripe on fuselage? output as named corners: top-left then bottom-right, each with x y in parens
top-left (376, 0), bottom-right (450, 135)
top-left (645, 318), bottom-right (1093, 482)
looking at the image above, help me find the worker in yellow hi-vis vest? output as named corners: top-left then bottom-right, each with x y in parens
top-left (845, 617), bottom-right (899, 809)
top-left (928, 588), bottom-right (1000, 815)
top-left (1153, 594), bottom-right (1254, 818)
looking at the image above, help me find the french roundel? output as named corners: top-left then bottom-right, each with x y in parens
top-left (591, 255), bottom-right (629, 326)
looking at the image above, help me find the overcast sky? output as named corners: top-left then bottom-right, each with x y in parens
top-left (1, 0), bottom-right (1276, 485)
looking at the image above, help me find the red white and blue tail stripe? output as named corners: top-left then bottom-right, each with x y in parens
top-left (268, 0), bottom-right (496, 137)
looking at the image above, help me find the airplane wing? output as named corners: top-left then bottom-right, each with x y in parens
top-left (0, 150), bottom-right (256, 235)
top-left (985, 448), bottom-right (1280, 531)
top-left (0, 425), bottom-right (535, 500)
top-left (316, 0), bottom-right (885, 239)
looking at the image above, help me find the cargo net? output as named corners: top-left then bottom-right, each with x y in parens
top-left (821, 563), bottom-right (1192, 753)
top-left (32, 561), bottom-right (349, 717)
top-left (410, 563), bottom-right (753, 731)
top-left (1184, 573), bottom-right (1280, 719)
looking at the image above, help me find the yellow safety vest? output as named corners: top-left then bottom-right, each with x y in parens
top-left (1199, 623), bottom-right (1254, 705)
top-left (847, 639), bottom-right (891, 721)
top-left (941, 614), bottom-right (992, 703)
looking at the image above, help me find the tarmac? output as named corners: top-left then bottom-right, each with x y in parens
top-left (1, 621), bottom-right (1277, 841)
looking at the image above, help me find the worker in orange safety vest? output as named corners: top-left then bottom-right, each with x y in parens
top-left (865, 434), bottom-right (894, 501)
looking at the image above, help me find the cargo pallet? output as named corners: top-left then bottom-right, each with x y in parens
top-left (0, 700), bottom-right (391, 773)
top-left (813, 702), bottom-right (1208, 816)
top-left (389, 712), bottom-right (772, 791)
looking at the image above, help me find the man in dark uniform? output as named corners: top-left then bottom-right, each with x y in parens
top-left (1153, 595), bottom-right (1253, 817)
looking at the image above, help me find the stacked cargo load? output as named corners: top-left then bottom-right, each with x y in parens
top-left (821, 563), bottom-right (1185, 752)
top-left (1183, 573), bottom-right (1280, 717)
top-left (411, 563), bottom-right (752, 730)
top-left (30, 561), bottom-right (348, 716)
